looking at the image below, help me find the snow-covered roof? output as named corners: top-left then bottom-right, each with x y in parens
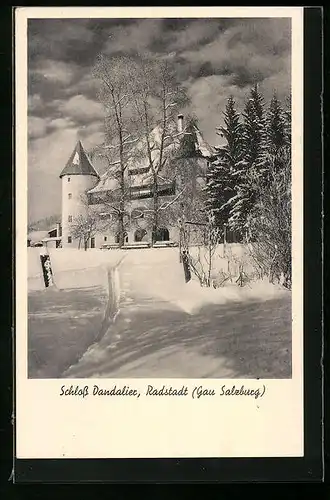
top-left (88, 121), bottom-right (214, 195)
top-left (193, 126), bottom-right (215, 158)
top-left (28, 230), bottom-right (48, 241)
top-left (42, 237), bottom-right (61, 242)
top-left (87, 173), bottom-right (118, 194)
top-left (47, 225), bottom-right (60, 233)
top-left (60, 140), bottom-right (100, 179)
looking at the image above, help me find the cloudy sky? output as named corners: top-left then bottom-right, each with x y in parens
top-left (28, 17), bottom-right (291, 222)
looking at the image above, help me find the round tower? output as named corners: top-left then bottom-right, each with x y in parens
top-left (59, 140), bottom-right (99, 248)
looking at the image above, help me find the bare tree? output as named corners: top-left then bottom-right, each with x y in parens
top-left (93, 55), bottom-right (140, 247)
top-left (246, 147), bottom-right (292, 289)
top-left (180, 215), bottom-right (223, 287)
top-left (71, 208), bottom-right (101, 251)
top-left (132, 58), bottom-right (189, 245)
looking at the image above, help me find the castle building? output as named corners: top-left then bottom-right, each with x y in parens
top-left (59, 141), bottom-right (100, 248)
top-left (59, 115), bottom-right (215, 249)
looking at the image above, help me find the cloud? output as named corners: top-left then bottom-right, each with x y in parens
top-left (30, 59), bottom-right (78, 85)
top-left (76, 120), bottom-right (105, 151)
top-left (28, 120), bottom-right (106, 221)
top-left (47, 117), bottom-right (77, 131)
top-left (28, 19), bottom-right (140, 67)
top-left (28, 94), bottom-right (105, 170)
top-left (103, 19), bottom-right (163, 56)
top-left (29, 114), bottom-right (77, 141)
top-left (28, 19), bottom-right (95, 64)
top-left (28, 116), bottom-right (48, 139)
top-left (28, 127), bottom-right (79, 221)
top-left (261, 65), bottom-right (291, 101)
top-left (51, 94), bottom-right (105, 124)
top-left (27, 17), bottom-right (291, 222)
top-left (64, 73), bottom-right (100, 99)
top-left (185, 75), bottom-right (245, 145)
top-left (186, 64), bottom-right (291, 147)
top-left (180, 18), bottom-right (291, 85)
top-left (167, 19), bottom-right (223, 53)
top-left (28, 94), bottom-right (43, 114)
top-left (100, 18), bottom-right (225, 59)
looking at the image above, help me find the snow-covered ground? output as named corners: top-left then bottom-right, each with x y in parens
top-left (28, 247), bottom-right (125, 291)
top-left (63, 294), bottom-right (291, 379)
top-left (27, 246), bottom-right (292, 378)
top-left (28, 284), bottom-right (109, 378)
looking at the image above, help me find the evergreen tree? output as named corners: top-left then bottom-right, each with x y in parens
top-left (267, 93), bottom-right (286, 155)
top-left (175, 115), bottom-right (207, 226)
top-left (283, 95), bottom-right (292, 146)
top-left (218, 95), bottom-right (243, 175)
top-left (228, 84), bottom-right (267, 235)
top-left (247, 144), bottom-right (292, 288)
top-left (205, 96), bottom-right (242, 230)
top-left (204, 159), bottom-right (223, 223)
top-left (242, 84), bottom-right (267, 170)
top-left (246, 92), bottom-right (292, 274)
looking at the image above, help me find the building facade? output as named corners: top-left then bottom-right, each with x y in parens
top-left (59, 116), bottom-right (215, 249)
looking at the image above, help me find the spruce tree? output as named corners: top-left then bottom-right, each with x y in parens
top-left (205, 96), bottom-right (242, 230)
top-left (243, 84), bottom-right (267, 171)
top-left (267, 93), bottom-right (286, 155)
top-left (218, 95), bottom-right (243, 174)
top-left (204, 160), bottom-right (221, 222)
top-left (228, 84), bottom-right (267, 235)
top-left (283, 95), bottom-right (292, 146)
top-left (176, 115), bottom-right (206, 225)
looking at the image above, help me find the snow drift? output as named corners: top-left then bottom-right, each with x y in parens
top-left (173, 278), bottom-right (290, 315)
top-left (28, 247), bottom-right (125, 291)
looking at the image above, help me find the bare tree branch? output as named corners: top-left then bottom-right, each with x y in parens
top-left (159, 187), bottom-right (186, 210)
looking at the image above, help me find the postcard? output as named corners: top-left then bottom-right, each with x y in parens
top-left (15, 6), bottom-right (304, 461)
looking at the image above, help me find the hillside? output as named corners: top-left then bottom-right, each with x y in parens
top-left (28, 214), bottom-right (61, 232)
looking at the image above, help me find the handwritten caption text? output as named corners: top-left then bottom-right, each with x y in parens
top-left (60, 384), bottom-right (266, 400)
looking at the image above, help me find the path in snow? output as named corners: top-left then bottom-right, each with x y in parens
top-left (28, 284), bottom-right (108, 378)
top-left (63, 250), bottom-right (292, 379)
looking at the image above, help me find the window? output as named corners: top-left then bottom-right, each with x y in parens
top-left (153, 227), bottom-right (169, 242)
top-left (104, 236), bottom-right (107, 242)
top-left (68, 177), bottom-right (71, 182)
top-left (115, 232), bottom-right (128, 244)
top-left (68, 236), bottom-right (72, 243)
top-left (134, 228), bottom-right (147, 242)
top-left (68, 215), bottom-right (72, 222)
top-left (68, 193), bottom-right (72, 199)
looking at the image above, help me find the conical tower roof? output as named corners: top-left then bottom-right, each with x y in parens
top-left (59, 140), bottom-right (99, 178)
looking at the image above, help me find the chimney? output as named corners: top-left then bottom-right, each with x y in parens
top-left (56, 222), bottom-right (61, 238)
top-left (177, 114), bottom-right (184, 133)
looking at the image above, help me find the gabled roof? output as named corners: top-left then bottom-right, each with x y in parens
top-left (192, 126), bottom-right (216, 158)
top-left (59, 140), bottom-right (99, 179)
top-left (87, 120), bottom-right (215, 195)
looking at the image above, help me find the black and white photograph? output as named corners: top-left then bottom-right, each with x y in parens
top-left (26, 14), bottom-right (293, 380)
top-left (15, 6), bottom-right (309, 465)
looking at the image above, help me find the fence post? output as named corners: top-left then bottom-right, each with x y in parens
top-left (182, 250), bottom-right (191, 283)
top-left (223, 223), bottom-right (227, 258)
top-left (40, 252), bottom-right (54, 288)
top-left (179, 229), bottom-right (182, 263)
top-left (178, 218), bottom-right (183, 263)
